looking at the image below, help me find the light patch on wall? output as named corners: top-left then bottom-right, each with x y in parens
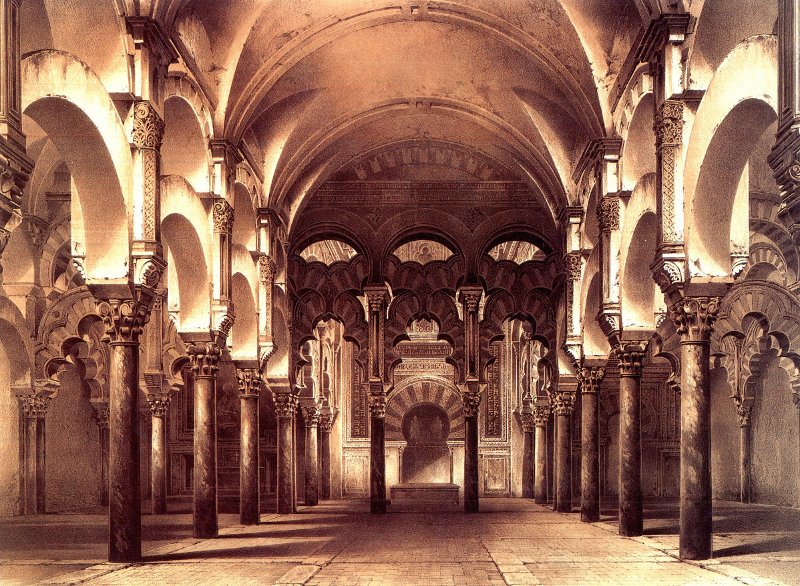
top-left (488, 240), bottom-right (545, 264)
top-left (299, 240), bottom-right (357, 265)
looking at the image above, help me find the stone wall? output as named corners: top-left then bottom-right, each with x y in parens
top-left (0, 354), bottom-right (19, 517)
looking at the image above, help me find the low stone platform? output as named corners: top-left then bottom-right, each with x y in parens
top-left (390, 482), bottom-right (460, 511)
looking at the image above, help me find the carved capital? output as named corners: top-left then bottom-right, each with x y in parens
top-left (236, 368), bottom-right (261, 398)
top-left (23, 214), bottom-right (49, 249)
top-left (212, 199), bottom-right (234, 234)
top-left (273, 392), bottom-right (295, 419)
top-left (733, 396), bottom-right (753, 428)
top-left (520, 412), bottom-right (535, 433)
top-left (596, 196), bottom-right (620, 232)
top-left (459, 288), bottom-right (482, 313)
top-left (369, 393), bottom-right (387, 418)
top-left (258, 254), bottom-right (277, 283)
top-left (131, 101), bottom-right (165, 150)
top-left (614, 342), bottom-right (648, 377)
top-left (654, 100), bottom-right (684, 148)
top-left (96, 297), bottom-right (154, 344)
top-left (187, 342), bottom-right (222, 377)
top-left (552, 391), bottom-right (576, 416)
top-left (652, 259), bottom-right (684, 294)
top-left (146, 393), bottom-right (171, 417)
top-left (21, 394), bottom-right (52, 419)
top-left (532, 404), bottom-right (551, 427)
top-left (668, 296), bottom-right (722, 342)
top-left (302, 405), bottom-right (321, 427)
top-left (319, 413), bottom-right (334, 432)
top-left (93, 404), bottom-right (110, 429)
top-left (563, 252), bottom-right (582, 280)
top-left (461, 390), bottom-right (482, 418)
top-left (364, 285), bottom-right (388, 313)
top-left (578, 366), bottom-right (606, 394)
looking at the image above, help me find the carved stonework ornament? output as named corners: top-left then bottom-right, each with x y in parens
top-left (552, 391), bottom-right (576, 416)
top-left (273, 393), bottom-right (295, 418)
top-left (187, 342), bottom-right (222, 377)
top-left (652, 261), bottom-right (683, 294)
top-left (460, 290), bottom-right (481, 313)
top-left (24, 215), bottom-right (49, 249)
top-left (94, 404), bottom-right (110, 429)
top-left (614, 344), bottom-right (647, 377)
top-left (668, 296), bottom-right (721, 341)
top-left (520, 412), bottom-right (535, 433)
top-left (578, 366), bottom-right (606, 394)
top-left (532, 404), bottom-right (550, 426)
top-left (131, 101), bottom-right (165, 150)
top-left (563, 252), bottom-right (582, 281)
top-left (22, 394), bottom-right (52, 419)
top-left (236, 368), bottom-right (261, 398)
top-left (369, 393), bottom-right (387, 418)
top-left (654, 100), bottom-right (684, 148)
top-left (213, 200), bottom-right (234, 234)
top-left (96, 298), bottom-right (153, 344)
top-left (319, 413), bottom-right (333, 432)
top-left (734, 398), bottom-right (752, 428)
top-left (302, 405), bottom-right (321, 427)
top-left (147, 394), bottom-right (171, 417)
top-left (596, 196), bottom-right (620, 232)
top-left (461, 390), bottom-right (482, 417)
top-left (258, 255), bottom-right (277, 283)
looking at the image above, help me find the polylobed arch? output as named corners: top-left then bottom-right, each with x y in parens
top-left (22, 51), bottom-right (132, 280)
top-left (684, 35), bottom-right (778, 279)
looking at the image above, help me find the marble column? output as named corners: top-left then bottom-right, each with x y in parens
top-left (21, 393), bottom-right (50, 514)
top-left (616, 343), bottom-right (646, 537)
top-left (318, 412), bottom-right (333, 500)
top-left (533, 404), bottom-right (550, 504)
top-left (670, 296), bottom-right (721, 560)
top-left (303, 405), bottom-right (320, 506)
top-left (274, 392), bottom-right (295, 514)
top-left (95, 298), bottom-right (153, 563)
top-left (147, 394), bottom-right (170, 515)
top-left (237, 367), bottom-right (261, 525)
top-left (93, 404), bottom-right (110, 507)
top-left (188, 342), bottom-right (222, 539)
top-left (521, 407), bottom-right (535, 499)
top-left (553, 390), bottom-right (575, 513)
top-left (369, 382), bottom-right (387, 514)
top-left (735, 399), bottom-right (753, 503)
top-left (462, 384), bottom-right (481, 513)
top-left (579, 366), bottom-right (606, 523)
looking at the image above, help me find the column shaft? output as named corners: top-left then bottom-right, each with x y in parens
top-left (150, 408), bottom-right (168, 515)
top-left (305, 420), bottom-right (319, 506)
top-left (680, 340), bottom-right (712, 558)
top-left (581, 390), bottom-right (600, 522)
top-left (555, 411), bottom-right (571, 512)
top-left (23, 415), bottom-right (37, 514)
top-left (618, 371), bottom-right (642, 536)
top-left (276, 395), bottom-right (294, 514)
top-left (193, 372), bottom-right (218, 538)
top-left (534, 410), bottom-right (549, 504)
top-left (370, 412), bottom-right (386, 513)
top-left (319, 424), bottom-right (331, 500)
top-left (240, 395), bottom-right (260, 524)
top-left (108, 341), bottom-right (141, 561)
top-left (739, 423), bottom-right (750, 503)
top-left (522, 427), bottom-right (535, 498)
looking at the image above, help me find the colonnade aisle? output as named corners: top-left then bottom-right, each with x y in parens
top-left (0, 499), bottom-right (791, 585)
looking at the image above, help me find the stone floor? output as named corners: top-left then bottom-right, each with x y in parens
top-left (0, 498), bottom-right (796, 585)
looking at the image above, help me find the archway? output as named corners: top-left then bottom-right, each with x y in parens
top-left (401, 403), bottom-right (451, 483)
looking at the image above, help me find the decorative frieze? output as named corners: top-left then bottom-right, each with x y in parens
top-left (484, 342), bottom-right (502, 437)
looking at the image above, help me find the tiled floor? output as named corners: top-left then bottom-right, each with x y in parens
top-left (0, 499), bottom-right (794, 585)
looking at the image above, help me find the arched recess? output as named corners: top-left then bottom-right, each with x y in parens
top-left (22, 51), bottom-right (131, 279)
top-left (0, 299), bottom-right (34, 517)
top-left (161, 213), bottom-right (209, 332)
top-left (580, 251), bottom-right (606, 357)
top-left (684, 36), bottom-right (778, 278)
top-left (686, 0), bottom-right (778, 91)
top-left (619, 177), bottom-right (661, 330)
top-left (162, 95), bottom-right (211, 193)
top-left (233, 182), bottom-right (257, 252)
top-left (231, 272), bottom-right (257, 359)
top-left (620, 93), bottom-right (655, 190)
